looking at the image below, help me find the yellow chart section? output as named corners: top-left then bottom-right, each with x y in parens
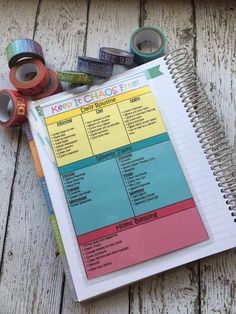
top-left (47, 115), bottom-right (92, 167)
top-left (118, 92), bottom-right (166, 142)
top-left (83, 104), bottom-right (130, 155)
top-left (45, 85), bottom-right (167, 167)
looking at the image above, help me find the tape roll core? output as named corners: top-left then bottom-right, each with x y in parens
top-left (0, 94), bottom-right (13, 122)
top-left (9, 59), bottom-right (49, 96)
top-left (133, 29), bottom-right (163, 54)
top-left (0, 90), bottom-right (27, 128)
top-left (33, 69), bottom-right (62, 100)
top-left (130, 26), bottom-right (166, 64)
top-left (15, 63), bottom-right (39, 82)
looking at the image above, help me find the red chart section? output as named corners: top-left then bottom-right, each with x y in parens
top-left (78, 199), bottom-right (208, 279)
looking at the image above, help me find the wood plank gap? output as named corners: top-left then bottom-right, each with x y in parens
top-left (82, 0), bottom-right (91, 56)
top-left (139, 0), bottom-right (147, 27)
top-left (198, 261), bottom-right (201, 314)
top-left (0, 128), bottom-right (22, 279)
top-left (128, 285), bottom-right (132, 314)
top-left (192, 2), bottom-right (200, 313)
top-left (32, 0), bottom-right (42, 39)
top-left (59, 273), bottom-right (66, 314)
top-left (191, 0), bottom-right (197, 67)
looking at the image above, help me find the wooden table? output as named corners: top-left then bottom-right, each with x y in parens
top-left (0, 0), bottom-right (235, 313)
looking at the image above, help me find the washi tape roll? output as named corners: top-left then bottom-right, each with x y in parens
top-left (9, 59), bottom-right (49, 96)
top-left (0, 89), bottom-right (27, 128)
top-left (130, 26), bottom-right (166, 64)
top-left (57, 71), bottom-right (92, 85)
top-left (99, 47), bottom-right (134, 65)
top-left (6, 38), bottom-right (45, 68)
top-left (77, 57), bottom-right (113, 78)
top-left (33, 69), bottom-right (62, 100)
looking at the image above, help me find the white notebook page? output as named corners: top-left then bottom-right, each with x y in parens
top-left (30, 55), bottom-right (236, 301)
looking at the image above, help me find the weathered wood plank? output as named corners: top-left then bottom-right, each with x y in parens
top-left (34, 0), bottom-right (88, 71)
top-left (142, 0), bottom-right (195, 54)
top-left (0, 2), bottom-right (40, 313)
top-left (0, 0), bottom-right (89, 313)
top-left (194, 1), bottom-right (236, 312)
top-left (129, 1), bottom-right (200, 313)
top-left (0, 135), bottom-right (63, 314)
top-left (0, 0), bottom-right (39, 268)
top-left (195, 0), bottom-right (236, 149)
top-left (61, 0), bottom-right (139, 312)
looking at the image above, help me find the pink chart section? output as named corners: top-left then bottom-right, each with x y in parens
top-left (79, 206), bottom-right (208, 279)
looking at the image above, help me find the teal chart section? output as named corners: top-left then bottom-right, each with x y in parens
top-left (61, 136), bottom-right (192, 235)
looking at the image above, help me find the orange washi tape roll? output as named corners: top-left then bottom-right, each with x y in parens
top-left (33, 69), bottom-right (62, 100)
top-left (0, 89), bottom-right (27, 128)
top-left (9, 59), bottom-right (49, 96)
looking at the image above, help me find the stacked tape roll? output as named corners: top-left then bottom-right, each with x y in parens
top-left (77, 57), bottom-right (113, 78)
top-left (130, 26), bottom-right (166, 64)
top-left (99, 47), bottom-right (134, 65)
top-left (9, 59), bottom-right (49, 96)
top-left (0, 89), bottom-right (27, 128)
top-left (33, 69), bottom-right (62, 100)
top-left (57, 71), bottom-right (92, 85)
top-left (6, 38), bottom-right (45, 68)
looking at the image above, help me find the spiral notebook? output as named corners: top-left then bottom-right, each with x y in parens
top-left (28, 49), bottom-right (236, 302)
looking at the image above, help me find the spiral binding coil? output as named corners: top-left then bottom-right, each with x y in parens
top-left (163, 48), bottom-right (236, 222)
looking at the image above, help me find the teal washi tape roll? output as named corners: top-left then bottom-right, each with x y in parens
top-left (130, 26), bottom-right (167, 64)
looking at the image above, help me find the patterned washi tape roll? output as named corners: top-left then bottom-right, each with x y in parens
top-left (9, 59), bottom-right (49, 96)
top-left (130, 26), bottom-right (167, 64)
top-left (0, 89), bottom-right (27, 128)
top-left (57, 71), bottom-right (92, 85)
top-left (33, 69), bottom-right (62, 100)
top-left (77, 57), bottom-right (113, 78)
top-left (99, 47), bottom-right (134, 65)
top-left (6, 38), bottom-right (45, 68)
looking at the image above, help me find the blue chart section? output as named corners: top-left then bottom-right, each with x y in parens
top-left (62, 158), bottom-right (134, 235)
top-left (61, 135), bottom-right (192, 236)
top-left (117, 140), bottom-right (192, 216)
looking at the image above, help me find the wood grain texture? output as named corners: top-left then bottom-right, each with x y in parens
top-left (142, 0), bottom-right (195, 54)
top-left (194, 1), bottom-right (236, 313)
top-left (33, 0), bottom-right (89, 311)
top-left (130, 1), bottom-right (200, 313)
top-left (0, 0), bottom-right (39, 269)
top-left (0, 2), bottom-right (40, 313)
top-left (86, 0), bottom-right (140, 56)
top-left (61, 0), bottom-right (139, 312)
top-left (194, 0), bottom-right (236, 149)
top-left (34, 0), bottom-right (88, 71)
top-left (0, 1), bottom-right (235, 312)
top-left (0, 135), bottom-right (64, 314)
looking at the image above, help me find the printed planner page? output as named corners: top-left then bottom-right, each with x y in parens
top-left (41, 68), bottom-right (208, 279)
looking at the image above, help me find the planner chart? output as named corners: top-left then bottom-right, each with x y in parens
top-left (41, 66), bottom-right (208, 279)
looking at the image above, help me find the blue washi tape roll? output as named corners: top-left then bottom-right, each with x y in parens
top-left (6, 38), bottom-right (45, 68)
top-left (77, 56), bottom-right (113, 78)
top-left (99, 47), bottom-right (134, 65)
top-left (130, 26), bottom-right (167, 64)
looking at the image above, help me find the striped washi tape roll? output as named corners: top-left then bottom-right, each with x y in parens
top-left (57, 71), bottom-right (92, 85)
top-left (77, 57), bottom-right (113, 78)
top-left (0, 89), bottom-right (27, 128)
top-left (6, 38), bottom-right (45, 68)
top-left (130, 26), bottom-right (167, 64)
top-left (99, 47), bottom-right (134, 65)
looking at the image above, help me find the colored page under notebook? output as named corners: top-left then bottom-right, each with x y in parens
top-left (40, 69), bottom-right (208, 279)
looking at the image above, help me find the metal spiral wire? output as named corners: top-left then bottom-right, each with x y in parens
top-left (163, 48), bottom-right (236, 221)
